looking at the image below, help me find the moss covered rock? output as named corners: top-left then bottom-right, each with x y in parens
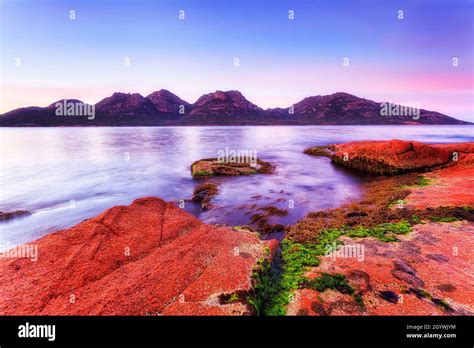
top-left (191, 158), bottom-right (274, 179)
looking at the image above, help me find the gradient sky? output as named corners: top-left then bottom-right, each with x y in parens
top-left (1, 0), bottom-right (473, 120)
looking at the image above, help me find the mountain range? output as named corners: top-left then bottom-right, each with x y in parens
top-left (0, 90), bottom-right (469, 126)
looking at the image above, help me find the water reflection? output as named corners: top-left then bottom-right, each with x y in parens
top-left (0, 125), bottom-right (472, 247)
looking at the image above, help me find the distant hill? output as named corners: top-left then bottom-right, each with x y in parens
top-left (0, 90), bottom-right (469, 126)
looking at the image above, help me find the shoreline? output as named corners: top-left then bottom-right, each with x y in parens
top-left (0, 139), bottom-right (473, 315)
top-left (2, 124), bottom-right (474, 129)
top-left (275, 140), bottom-right (474, 315)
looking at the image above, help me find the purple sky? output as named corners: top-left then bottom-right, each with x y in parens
top-left (1, 0), bottom-right (473, 121)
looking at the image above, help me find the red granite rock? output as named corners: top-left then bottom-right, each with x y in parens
top-left (306, 140), bottom-right (473, 175)
top-left (406, 154), bottom-right (474, 209)
top-left (291, 140), bottom-right (474, 316)
top-left (0, 197), bottom-right (277, 315)
top-left (288, 221), bottom-right (474, 315)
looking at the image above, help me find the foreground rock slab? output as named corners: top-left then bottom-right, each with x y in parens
top-left (288, 221), bottom-right (474, 316)
top-left (406, 153), bottom-right (474, 209)
top-left (0, 197), bottom-right (277, 315)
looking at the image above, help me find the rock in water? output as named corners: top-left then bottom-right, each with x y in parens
top-left (191, 158), bottom-right (274, 178)
top-left (0, 210), bottom-right (30, 221)
top-left (192, 181), bottom-right (220, 210)
top-left (305, 140), bottom-right (474, 175)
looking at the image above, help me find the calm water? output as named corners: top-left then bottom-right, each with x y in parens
top-left (1, 125), bottom-right (473, 247)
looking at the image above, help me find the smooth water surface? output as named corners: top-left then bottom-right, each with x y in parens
top-left (1, 125), bottom-right (473, 247)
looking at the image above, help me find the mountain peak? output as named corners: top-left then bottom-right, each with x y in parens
top-left (214, 90), bottom-right (243, 97)
top-left (146, 90), bottom-right (190, 113)
top-left (328, 92), bottom-right (357, 98)
top-left (190, 90), bottom-right (262, 116)
top-left (95, 92), bottom-right (156, 117)
top-left (147, 89), bottom-right (175, 98)
top-left (47, 99), bottom-right (85, 109)
top-left (98, 92), bottom-right (145, 104)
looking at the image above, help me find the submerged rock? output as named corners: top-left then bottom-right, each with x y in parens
top-left (0, 210), bottom-right (30, 221)
top-left (249, 205), bottom-right (289, 234)
top-left (0, 197), bottom-right (278, 315)
top-left (192, 181), bottom-right (220, 210)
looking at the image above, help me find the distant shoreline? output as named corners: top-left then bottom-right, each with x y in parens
top-left (1, 123), bottom-right (473, 128)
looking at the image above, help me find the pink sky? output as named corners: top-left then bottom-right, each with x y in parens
top-left (2, 63), bottom-right (472, 121)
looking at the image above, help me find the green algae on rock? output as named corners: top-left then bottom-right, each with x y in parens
top-left (191, 158), bottom-right (274, 179)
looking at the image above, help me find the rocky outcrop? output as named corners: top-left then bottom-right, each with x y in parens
top-left (305, 140), bottom-right (474, 175)
top-left (284, 140), bottom-right (474, 316)
top-left (191, 158), bottom-right (274, 178)
top-left (0, 197), bottom-right (278, 315)
top-left (287, 221), bottom-right (474, 315)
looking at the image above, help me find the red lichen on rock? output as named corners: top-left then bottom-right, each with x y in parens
top-left (288, 221), bottom-right (474, 316)
top-left (291, 140), bottom-right (474, 316)
top-left (0, 197), bottom-right (278, 315)
top-left (312, 140), bottom-right (474, 175)
top-left (406, 154), bottom-right (474, 209)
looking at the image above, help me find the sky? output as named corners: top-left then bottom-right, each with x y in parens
top-left (0, 0), bottom-right (473, 121)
